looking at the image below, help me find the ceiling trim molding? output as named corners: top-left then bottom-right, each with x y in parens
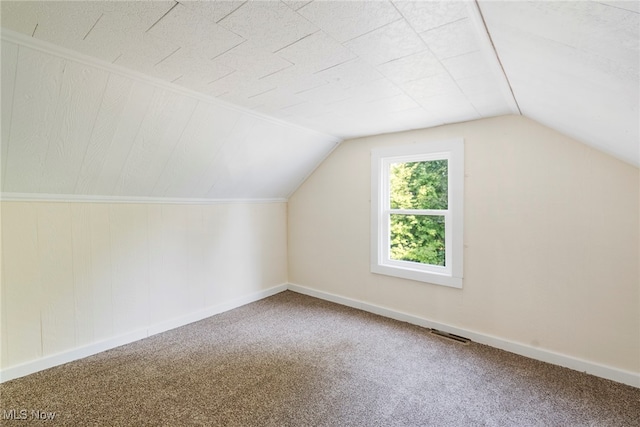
top-left (466, 1), bottom-right (521, 115)
top-left (0, 28), bottom-right (342, 144)
top-left (0, 193), bottom-right (287, 205)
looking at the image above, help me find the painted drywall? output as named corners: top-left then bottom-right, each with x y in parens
top-left (288, 114), bottom-right (640, 374)
top-left (1, 201), bottom-right (287, 370)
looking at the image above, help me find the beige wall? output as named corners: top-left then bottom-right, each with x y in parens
top-left (288, 115), bottom-right (640, 374)
top-left (1, 201), bottom-right (287, 369)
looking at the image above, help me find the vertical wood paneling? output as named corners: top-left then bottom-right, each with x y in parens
top-left (202, 204), bottom-right (242, 301)
top-left (1, 41), bottom-right (19, 191)
top-left (158, 205), bottom-right (190, 319)
top-left (75, 74), bottom-right (133, 195)
top-left (109, 204), bottom-right (149, 334)
top-left (37, 203), bottom-right (75, 356)
top-left (92, 82), bottom-right (155, 196)
top-left (3, 47), bottom-right (64, 193)
top-left (1, 200), bottom-right (288, 370)
top-left (70, 204), bottom-right (93, 346)
top-left (88, 204), bottom-right (113, 340)
top-left (39, 63), bottom-right (110, 193)
top-left (200, 205), bottom-right (222, 306)
top-left (1, 203), bottom-right (42, 366)
top-left (114, 90), bottom-right (198, 197)
top-left (186, 205), bottom-right (206, 311)
top-left (146, 204), bottom-right (164, 324)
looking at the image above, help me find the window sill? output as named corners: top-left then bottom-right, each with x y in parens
top-left (371, 264), bottom-right (463, 288)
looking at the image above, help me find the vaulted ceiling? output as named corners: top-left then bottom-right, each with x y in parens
top-left (1, 1), bottom-right (638, 200)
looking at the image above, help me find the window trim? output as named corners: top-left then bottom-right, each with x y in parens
top-left (370, 139), bottom-right (464, 288)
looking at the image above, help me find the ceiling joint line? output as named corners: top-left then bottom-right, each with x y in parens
top-left (441, 49), bottom-right (482, 62)
top-left (342, 17), bottom-right (405, 43)
top-left (145, 1), bottom-right (180, 33)
top-left (313, 58), bottom-right (357, 74)
top-left (272, 30), bottom-right (320, 54)
top-left (295, 81), bottom-right (329, 94)
top-left (379, 49), bottom-right (429, 66)
top-left (474, 0), bottom-right (522, 115)
top-left (595, 1), bottom-right (640, 14)
top-left (420, 17), bottom-right (468, 34)
top-left (258, 63), bottom-right (295, 80)
top-left (208, 69), bottom-right (236, 85)
top-left (248, 87), bottom-right (278, 99)
top-left (210, 39), bottom-right (246, 61)
top-left (216, 1), bottom-right (248, 24)
top-left (281, 101), bottom-right (307, 110)
top-left (154, 47), bottom-right (181, 67)
top-left (83, 14), bottom-right (103, 40)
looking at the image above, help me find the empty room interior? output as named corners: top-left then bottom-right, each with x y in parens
top-left (1, 0), bottom-right (639, 425)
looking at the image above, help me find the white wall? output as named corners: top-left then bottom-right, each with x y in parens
top-left (1, 201), bottom-right (287, 373)
top-left (288, 115), bottom-right (639, 376)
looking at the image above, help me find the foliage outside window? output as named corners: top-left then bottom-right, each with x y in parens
top-left (371, 139), bottom-right (464, 288)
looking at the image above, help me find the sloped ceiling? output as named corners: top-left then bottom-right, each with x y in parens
top-left (481, 0), bottom-right (639, 166)
top-left (0, 1), bottom-right (638, 200)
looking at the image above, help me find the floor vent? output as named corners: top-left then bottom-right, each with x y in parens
top-left (430, 329), bottom-right (471, 344)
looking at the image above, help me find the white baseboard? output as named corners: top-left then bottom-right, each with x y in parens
top-left (0, 284), bottom-right (288, 383)
top-left (287, 283), bottom-right (640, 388)
top-left (147, 284), bottom-right (288, 337)
top-left (3, 282), bottom-right (637, 388)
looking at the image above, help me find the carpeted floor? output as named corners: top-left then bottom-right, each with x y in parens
top-left (1, 291), bottom-right (639, 426)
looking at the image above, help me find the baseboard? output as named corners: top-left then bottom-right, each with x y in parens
top-left (0, 284), bottom-right (288, 383)
top-left (147, 284), bottom-right (288, 336)
top-left (0, 329), bottom-right (148, 384)
top-left (287, 283), bottom-right (640, 388)
top-left (4, 283), bottom-right (636, 388)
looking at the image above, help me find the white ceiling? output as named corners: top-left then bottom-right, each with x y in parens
top-left (0, 1), bottom-right (638, 199)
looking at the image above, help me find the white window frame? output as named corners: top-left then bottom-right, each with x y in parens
top-left (371, 139), bottom-right (464, 288)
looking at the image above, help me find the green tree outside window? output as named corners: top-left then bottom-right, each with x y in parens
top-left (389, 160), bottom-right (448, 266)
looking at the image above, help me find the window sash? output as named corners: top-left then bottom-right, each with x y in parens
top-left (371, 138), bottom-right (463, 288)
top-left (381, 210), bottom-right (452, 275)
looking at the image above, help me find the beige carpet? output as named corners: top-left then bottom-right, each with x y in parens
top-left (1, 291), bottom-right (639, 426)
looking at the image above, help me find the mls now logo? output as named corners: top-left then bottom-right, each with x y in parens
top-left (2, 408), bottom-right (57, 420)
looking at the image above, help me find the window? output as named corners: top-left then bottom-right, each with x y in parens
top-left (371, 139), bottom-right (464, 288)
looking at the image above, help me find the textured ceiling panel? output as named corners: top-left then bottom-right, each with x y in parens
top-left (0, 0), bottom-right (517, 147)
top-left (376, 50), bottom-right (445, 85)
top-left (276, 31), bottom-right (355, 74)
top-left (297, 0), bottom-right (401, 42)
top-left (146, 3), bottom-right (244, 59)
top-left (419, 18), bottom-right (481, 61)
top-left (393, 0), bottom-right (468, 33)
top-left (1, 0), bottom-right (637, 201)
top-left (217, 1), bottom-right (318, 52)
top-left (344, 19), bottom-right (425, 66)
top-left (480, 0), bottom-right (639, 165)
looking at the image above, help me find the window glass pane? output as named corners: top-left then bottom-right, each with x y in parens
top-left (390, 160), bottom-right (448, 210)
top-left (390, 214), bottom-right (445, 266)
